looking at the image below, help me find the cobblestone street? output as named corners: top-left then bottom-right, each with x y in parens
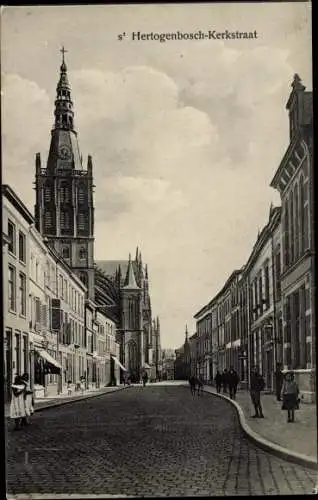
top-left (6, 386), bottom-right (317, 497)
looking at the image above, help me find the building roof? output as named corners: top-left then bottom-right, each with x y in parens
top-left (193, 269), bottom-right (242, 319)
top-left (2, 184), bottom-right (34, 224)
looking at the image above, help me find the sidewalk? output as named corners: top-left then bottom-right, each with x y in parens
top-left (203, 385), bottom-right (317, 469)
top-left (4, 385), bottom-right (129, 418)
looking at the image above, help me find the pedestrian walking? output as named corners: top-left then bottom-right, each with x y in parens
top-left (80, 376), bottom-right (85, 395)
top-left (142, 372), bottom-right (148, 387)
top-left (67, 380), bottom-right (72, 396)
top-left (215, 370), bottom-right (222, 393)
top-left (249, 368), bottom-right (265, 418)
top-left (222, 369), bottom-right (229, 394)
top-left (189, 375), bottom-right (196, 396)
top-left (228, 367), bottom-right (239, 400)
top-left (21, 373), bottom-right (34, 424)
top-left (275, 363), bottom-right (284, 401)
top-left (197, 375), bottom-right (204, 396)
top-left (10, 375), bottom-right (27, 430)
top-left (281, 371), bottom-right (299, 423)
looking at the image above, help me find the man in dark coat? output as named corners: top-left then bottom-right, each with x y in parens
top-left (275, 363), bottom-right (284, 401)
top-left (228, 367), bottom-right (240, 400)
top-left (215, 370), bottom-right (222, 393)
top-left (250, 368), bottom-right (265, 418)
top-left (222, 369), bottom-right (229, 393)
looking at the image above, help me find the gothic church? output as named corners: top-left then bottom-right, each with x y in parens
top-left (34, 50), bottom-right (160, 380)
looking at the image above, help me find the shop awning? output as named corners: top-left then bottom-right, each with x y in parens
top-left (35, 349), bottom-right (62, 373)
top-left (111, 356), bottom-right (127, 371)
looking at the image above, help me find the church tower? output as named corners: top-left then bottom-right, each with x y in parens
top-left (34, 48), bottom-right (95, 300)
top-left (121, 254), bottom-right (144, 380)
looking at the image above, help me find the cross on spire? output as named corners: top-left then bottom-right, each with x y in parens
top-left (60, 45), bottom-right (68, 64)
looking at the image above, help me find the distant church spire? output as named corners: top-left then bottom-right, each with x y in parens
top-left (185, 324), bottom-right (188, 342)
top-left (123, 253), bottom-right (139, 289)
top-left (53, 46), bottom-right (75, 132)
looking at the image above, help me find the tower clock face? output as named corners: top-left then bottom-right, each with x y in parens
top-left (58, 145), bottom-right (73, 160)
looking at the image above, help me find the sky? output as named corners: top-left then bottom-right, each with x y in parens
top-left (1, 3), bottom-right (312, 349)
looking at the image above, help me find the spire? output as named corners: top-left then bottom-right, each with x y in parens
top-left (185, 324), bottom-right (188, 342)
top-left (123, 253), bottom-right (139, 289)
top-left (145, 264), bottom-right (148, 279)
top-left (135, 246), bottom-right (139, 261)
top-left (53, 46), bottom-right (75, 132)
top-left (157, 316), bottom-right (160, 330)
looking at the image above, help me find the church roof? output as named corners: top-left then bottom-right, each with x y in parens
top-left (96, 260), bottom-right (129, 278)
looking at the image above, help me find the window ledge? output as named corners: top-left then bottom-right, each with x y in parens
top-left (9, 309), bottom-right (17, 315)
top-left (19, 259), bottom-right (26, 266)
top-left (8, 251), bottom-right (17, 259)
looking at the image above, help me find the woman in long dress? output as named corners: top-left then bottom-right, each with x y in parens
top-left (21, 373), bottom-right (34, 424)
top-left (10, 375), bottom-right (27, 430)
top-left (282, 371), bottom-right (299, 422)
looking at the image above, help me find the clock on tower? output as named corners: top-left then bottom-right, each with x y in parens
top-left (58, 145), bottom-right (73, 160)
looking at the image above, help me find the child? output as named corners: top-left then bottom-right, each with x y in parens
top-left (282, 371), bottom-right (299, 423)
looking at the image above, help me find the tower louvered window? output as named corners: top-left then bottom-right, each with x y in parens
top-left (78, 212), bottom-right (87, 231)
top-left (44, 184), bottom-right (52, 203)
top-left (44, 211), bottom-right (52, 229)
top-left (60, 184), bottom-right (71, 204)
top-left (60, 210), bottom-right (70, 230)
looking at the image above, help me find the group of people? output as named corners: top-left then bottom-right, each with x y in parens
top-left (10, 373), bottom-right (34, 430)
top-left (188, 375), bottom-right (204, 396)
top-left (214, 367), bottom-right (240, 400)
top-left (248, 366), bottom-right (300, 422)
top-left (189, 364), bottom-right (300, 423)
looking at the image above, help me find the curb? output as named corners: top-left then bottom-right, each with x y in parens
top-left (204, 388), bottom-right (318, 471)
top-left (6, 386), bottom-right (131, 417)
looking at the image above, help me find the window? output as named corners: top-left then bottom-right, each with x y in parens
top-left (44, 184), bottom-right (52, 202)
top-left (18, 231), bottom-right (26, 263)
top-left (62, 246), bottom-right (70, 259)
top-left (60, 183), bottom-right (71, 204)
top-left (283, 202), bottom-right (289, 267)
top-left (64, 279), bottom-right (68, 302)
top-left (44, 211), bottom-right (52, 229)
top-left (264, 265), bottom-right (270, 309)
top-left (60, 210), bottom-right (71, 230)
top-left (78, 185), bottom-right (86, 204)
top-left (79, 247), bottom-right (86, 260)
top-left (275, 250), bottom-right (281, 300)
top-left (78, 212), bottom-right (88, 232)
top-left (15, 332), bottom-right (21, 375)
top-left (8, 265), bottom-right (16, 311)
top-left (7, 220), bottom-right (16, 255)
top-left (23, 336), bottom-right (28, 375)
top-left (35, 297), bottom-right (41, 323)
top-left (59, 274), bottom-right (63, 299)
top-left (19, 273), bottom-right (26, 316)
